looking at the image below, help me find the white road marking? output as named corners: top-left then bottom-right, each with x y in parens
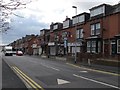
top-left (73, 74), bottom-right (119, 89)
top-left (41, 64), bottom-right (60, 71)
top-left (57, 78), bottom-right (70, 85)
top-left (79, 71), bottom-right (88, 73)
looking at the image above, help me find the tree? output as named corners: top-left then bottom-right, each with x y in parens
top-left (0, 0), bottom-right (32, 33)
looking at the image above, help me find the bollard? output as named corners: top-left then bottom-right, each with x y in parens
top-left (88, 59), bottom-right (91, 66)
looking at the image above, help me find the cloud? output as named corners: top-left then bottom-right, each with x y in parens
top-left (2, 15), bottom-right (48, 44)
top-left (2, 0), bottom-right (120, 44)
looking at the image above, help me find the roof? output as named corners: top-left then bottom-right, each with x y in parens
top-left (72, 12), bottom-right (90, 18)
top-left (89, 4), bottom-right (112, 10)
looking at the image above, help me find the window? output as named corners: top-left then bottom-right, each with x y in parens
top-left (72, 17), bottom-right (78, 25)
top-left (53, 25), bottom-right (58, 30)
top-left (90, 5), bottom-right (105, 17)
top-left (76, 28), bottom-right (84, 39)
top-left (63, 20), bottom-right (69, 29)
top-left (91, 41), bottom-right (96, 53)
top-left (80, 29), bottom-right (83, 38)
top-left (91, 25), bottom-right (95, 35)
top-left (76, 30), bottom-right (79, 39)
top-left (95, 23), bottom-right (100, 35)
top-left (117, 39), bottom-right (120, 53)
top-left (87, 41), bottom-right (98, 53)
top-left (78, 15), bottom-right (85, 23)
top-left (91, 23), bottom-right (100, 35)
top-left (87, 41), bottom-right (91, 52)
top-left (98, 41), bottom-right (101, 53)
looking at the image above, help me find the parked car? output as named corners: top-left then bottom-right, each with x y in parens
top-left (16, 51), bottom-right (23, 56)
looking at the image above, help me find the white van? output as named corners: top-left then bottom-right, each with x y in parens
top-left (4, 46), bottom-right (13, 56)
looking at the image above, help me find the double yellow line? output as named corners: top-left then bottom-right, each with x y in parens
top-left (12, 66), bottom-right (44, 90)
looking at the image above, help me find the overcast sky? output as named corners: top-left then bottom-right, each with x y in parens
top-left (1, 0), bottom-right (120, 45)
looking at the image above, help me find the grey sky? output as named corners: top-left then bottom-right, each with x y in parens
top-left (1, 0), bottom-right (120, 45)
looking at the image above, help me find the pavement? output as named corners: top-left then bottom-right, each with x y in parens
top-left (2, 59), bottom-right (28, 90)
top-left (30, 55), bottom-right (120, 74)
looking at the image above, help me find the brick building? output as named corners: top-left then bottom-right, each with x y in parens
top-left (10, 3), bottom-right (120, 61)
top-left (46, 3), bottom-right (120, 60)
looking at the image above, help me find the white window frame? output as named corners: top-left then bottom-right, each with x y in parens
top-left (76, 28), bottom-right (84, 39)
top-left (91, 24), bottom-right (95, 35)
top-left (117, 39), bottom-right (120, 53)
top-left (76, 30), bottom-right (79, 39)
top-left (95, 23), bottom-right (100, 35)
top-left (80, 29), bottom-right (83, 38)
top-left (91, 23), bottom-right (100, 35)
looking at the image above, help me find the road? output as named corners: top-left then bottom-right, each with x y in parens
top-left (2, 55), bottom-right (120, 90)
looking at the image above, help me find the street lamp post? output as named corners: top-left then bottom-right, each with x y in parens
top-left (72, 6), bottom-right (77, 63)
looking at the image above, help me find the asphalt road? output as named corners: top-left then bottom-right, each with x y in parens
top-left (2, 58), bottom-right (28, 90)
top-left (2, 55), bottom-right (120, 90)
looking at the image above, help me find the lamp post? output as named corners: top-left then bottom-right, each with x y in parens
top-left (72, 6), bottom-right (77, 63)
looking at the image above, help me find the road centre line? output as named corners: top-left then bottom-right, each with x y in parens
top-left (73, 74), bottom-right (120, 89)
top-left (12, 66), bottom-right (44, 90)
top-left (66, 63), bottom-right (120, 76)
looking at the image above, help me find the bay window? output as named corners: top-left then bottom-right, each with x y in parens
top-left (87, 40), bottom-right (101, 53)
top-left (87, 41), bottom-right (91, 52)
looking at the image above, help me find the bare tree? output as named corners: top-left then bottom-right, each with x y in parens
top-left (0, 0), bottom-right (32, 33)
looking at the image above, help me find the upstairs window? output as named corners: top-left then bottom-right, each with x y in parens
top-left (90, 5), bottom-right (105, 17)
top-left (76, 28), bottom-right (84, 39)
top-left (72, 15), bottom-right (85, 25)
top-left (91, 23), bottom-right (100, 35)
top-left (63, 20), bottom-right (70, 29)
top-left (53, 25), bottom-right (58, 30)
top-left (72, 17), bottom-right (78, 25)
top-left (96, 23), bottom-right (100, 35)
top-left (91, 25), bottom-right (95, 35)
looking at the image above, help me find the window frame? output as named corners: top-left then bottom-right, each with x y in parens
top-left (87, 41), bottom-right (91, 53)
top-left (117, 39), bottom-right (120, 53)
top-left (90, 23), bottom-right (101, 36)
top-left (76, 28), bottom-right (84, 39)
